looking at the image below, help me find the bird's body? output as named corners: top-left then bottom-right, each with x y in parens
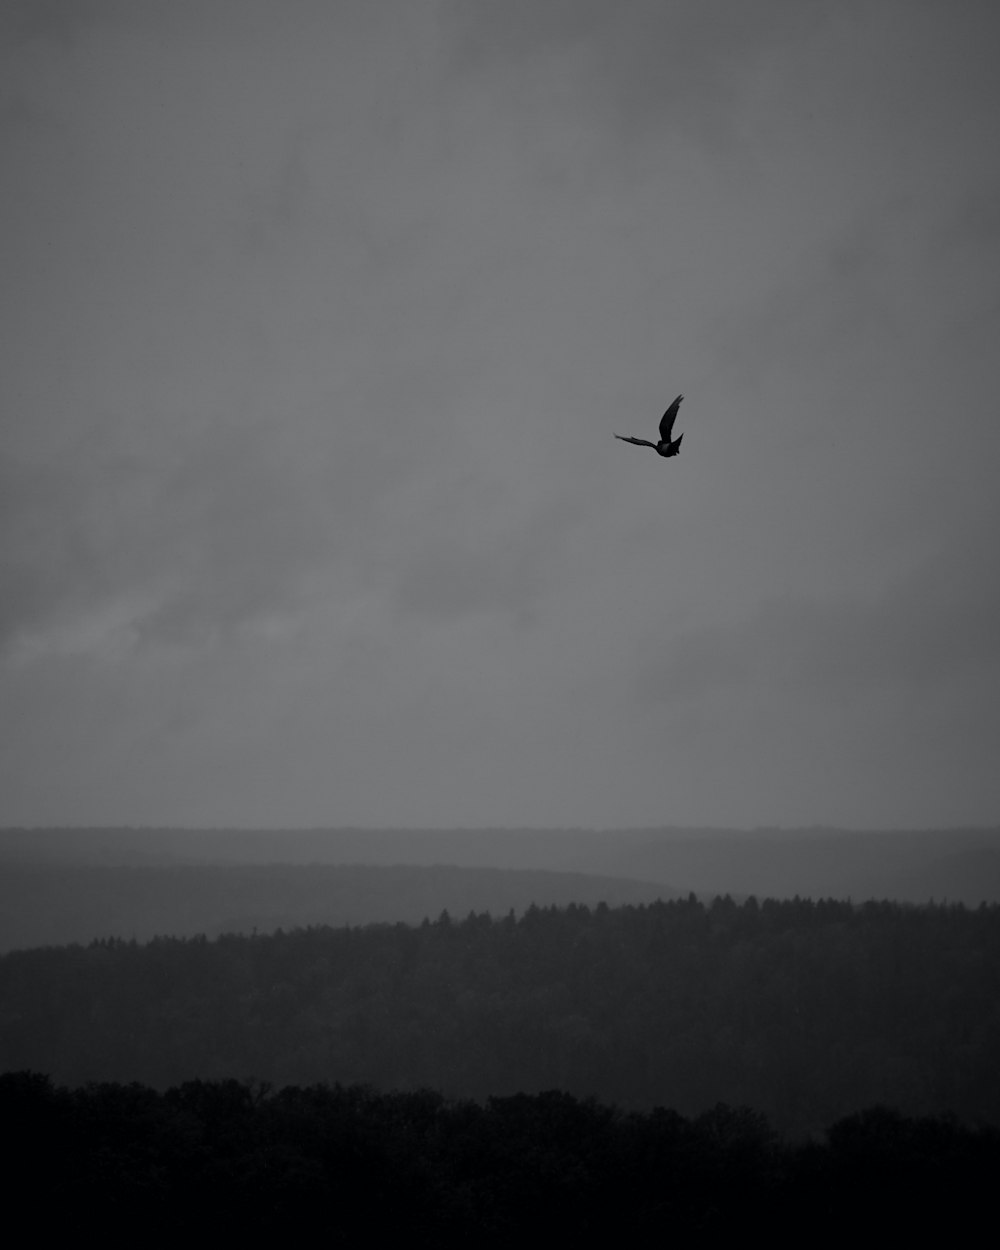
top-left (615, 394), bottom-right (685, 457)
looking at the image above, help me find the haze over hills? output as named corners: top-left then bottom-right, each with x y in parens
top-left (1, 825), bottom-right (998, 952)
top-left (3, 827), bottom-right (999, 1150)
top-left (2, 826), bottom-right (999, 906)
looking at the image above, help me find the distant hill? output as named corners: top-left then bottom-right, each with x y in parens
top-left (0, 862), bottom-right (676, 953)
top-left (602, 828), bottom-right (1000, 905)
top-left (2, 825), bottom-right (999, 904)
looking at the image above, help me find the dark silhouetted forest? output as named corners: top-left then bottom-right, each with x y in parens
top-left (2, 896), bottom-right (998, 1137)
top-left (3, 1071), bottom-right (996, 1241)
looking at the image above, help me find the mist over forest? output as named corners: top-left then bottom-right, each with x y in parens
top-left (3, 824), bottom-right (1000, 1231)
top-left (3, 825), bottom-right (1000, 1138)
top-left (4, 889), bottom-right (998, 1138)
top-left (2, 824), bottom-right (998, 950)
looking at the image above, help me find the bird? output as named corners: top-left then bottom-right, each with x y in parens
top-left (615, 394), bottom-right (685, 457)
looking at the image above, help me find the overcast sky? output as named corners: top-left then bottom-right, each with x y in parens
top-left (2, 0), bottom-right (999, 831)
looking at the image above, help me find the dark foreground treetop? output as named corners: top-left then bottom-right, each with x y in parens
top-left (2, 1072), bottom-right (997, 1242)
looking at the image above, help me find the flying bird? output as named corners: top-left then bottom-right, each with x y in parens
top-left (615, 394), bottom-right (685, 457)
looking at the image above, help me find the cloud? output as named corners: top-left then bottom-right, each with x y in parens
top-left (392, 490), bottom-right (582, 624)
top-left (645, 517), bottom-right (1000, 703)
top-left (0, 407), bottom-right (369, 656)
top-left (442, 0), bottom-right (823, 144)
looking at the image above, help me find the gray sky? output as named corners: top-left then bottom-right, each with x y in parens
top-left (3, 0), bottom-right (999, 830)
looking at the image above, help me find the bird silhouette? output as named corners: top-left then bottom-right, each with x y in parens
top-left (615, 394), bottom-right (684, 457)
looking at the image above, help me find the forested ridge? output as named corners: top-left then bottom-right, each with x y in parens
top-left (3, 895), bottom-right (998, 1137)
top-left (4, 1071), bottom-right (997, 1240)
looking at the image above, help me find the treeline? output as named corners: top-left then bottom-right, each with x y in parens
top-left (2, 896), bottom-right (999, 1136)
top-left (3, 1072), bottom-right (997, 1240)
top-left (0, 861), bottom-right (672, 951)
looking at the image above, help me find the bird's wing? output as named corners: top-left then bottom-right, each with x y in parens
top-left (615, 435), bottom-right (657, 448)
top-left (658, 394), bottom-right (684, 441)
